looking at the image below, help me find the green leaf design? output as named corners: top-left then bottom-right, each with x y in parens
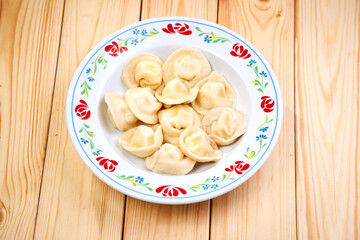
top-left (264, 82), bottom-right (268, 88)
top-left (79, 128), bottom-right (83, 133)
top-left (254, 66), bottom-right (259, 76)
top-left (195, 26), bottom-right (201, 31)
top-left (247, 147), bottom-right (250, 152)
top-left (84, 123), bottom-right (90, 128)
top-left (213, 39), bottom-right (221, 43)
top-left (244, 154), bottom-right (248, 158)
top-left (257, 88), bottom-right (264, 93)
top-left (268, 119), bottom-right (273, 123)
top-left (89, 140), bottom-right (95, 150)
top-left (253, 80), bottom-right (261, 85)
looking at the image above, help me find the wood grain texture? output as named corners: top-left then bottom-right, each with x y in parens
top-left (0, 0), bottom-right (64, 238)
top-left (295, 0), bottom-right (360, 239)
top-left (33, 0), bottom-right (141, 239)
top-left (122, 1), bottom-right (217, 240)
top-left (211, 0), bottom-right (296, 239)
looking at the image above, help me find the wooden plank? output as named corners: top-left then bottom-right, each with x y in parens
top-left (211, 0), bottom-right (296, 239)
top-left (0, 0), bottom-right (64, 239)
top-left (295, 0), bottom-right (359, 238)
top-left (33, 0), bottom-right (141, 239)
top-left (122, 1), bottom-right (217, 240)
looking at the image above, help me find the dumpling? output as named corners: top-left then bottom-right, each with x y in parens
top-left (118, 124), bottom-right (163, 158)
top-left (201, 107), bottom-right (247, 145)
top-left (192, 72), bottom-right (236, 114)
top-left (145, 143), bottom-right (196, 175)
top-left (155, 78), bottom-right (199, 105)
top-left (126, 87), bottom-right (162, 124)
top-left (162, 47), bottom-right (211, 86)
top-left (122, 54), bottom-right (163, 90)
top-left (104, 93), bottom-right (138, 131)
top-left (179, 126), bottom-right (222, 162)
top-left (158, 105), bottom-right (200, 145)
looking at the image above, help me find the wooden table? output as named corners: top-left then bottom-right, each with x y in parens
top-left (1, 0), bottom-right (359, 239)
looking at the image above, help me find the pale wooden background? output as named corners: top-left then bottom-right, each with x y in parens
top-left (0, 0), bottom-right (359, 239)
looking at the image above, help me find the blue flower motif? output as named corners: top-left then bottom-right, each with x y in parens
top-left (131, 39), bottom-right (139, 45)
top-left (211, 184), bottom-right (218, 189)
top-left (134, 176), bottom-right (144, 184)
top-left (92, 150), bottom-right (100, 156)
top-left (80, 138), bottom-right (89, 144)
top-left (211, 176), bottom-right (219, 182)
top-left (88, 76), bottom-right (95, 82)
top-left (249, 60), bottom-right (256, 66)
top-left (204, 35), bottom-right (213, 43)
top-left (202, 185), bottom-right (209, 190)
top-left (256, 134), bottom-right (267, 141)
top-left (86, 68), bottom-right (91, 74)
top-left (141, 29), bottom-right (147, 35)
top-left (133, 29), bottom-right (140, 35)
top-left (259, 127), bottom-right (269, 132)
top-left (259, 71), bottom-right (268, 78)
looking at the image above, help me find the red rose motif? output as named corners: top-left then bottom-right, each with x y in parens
top-left (260, 96), bottom-right (275, 113)
top-left (230, 43), bottom-right (251, 59)
top-left (105, 41), bottom-right (128, 57)
top-left (162, 23), bottom-right (192, 35)
top-left (155, 185), bottom-right (187, 197)
top-left (75, 100), bottom-right (91, 120)
top-left (225, 161), bottom-right (250, 175)
top-left (96, 157), bottom-right (118, 172)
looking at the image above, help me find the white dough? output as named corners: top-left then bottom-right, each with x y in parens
top-left (155, 78), bottom-right (199, 105)
top-left (104, 93), bottom-right (138, 131)
top-left (158, 105), bottom-right (201, 145)
top-left (179, 126), bottom-right (222, 162)
top-left (118, 124), bottom-right (163, 158)
top-left (162, 47), bottom-right (211, 86)
top-left (201, 107), bottom-right (247, 145)
top-left (125, 87), bottom-right (162, 124)
top-left (122, 54), bottom-right (163, 89)
top-left (192, 72), bottom-right (236, 114)
top-left (146, 143), bottom-right (196, 175)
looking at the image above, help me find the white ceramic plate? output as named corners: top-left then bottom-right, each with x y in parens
top-left (66, 17), bottom-right (283, 204)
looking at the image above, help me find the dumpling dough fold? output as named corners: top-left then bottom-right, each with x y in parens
top-left (122, 54), bottom-right (163, 90)
top-left (155, 78), bottom-right (199, 105)
top-left (118, 124), bottom-right (163, 158)
top-left (146, 143), bottom-right (195, 175)
top-left (179, 126), bottom-right (222, 162)
top-left (158, 105), bottom-right (200, 145)
top-left (162, 47), bottom-right (211, 86)
top-left (104, 93), bottom-right (138, 131)
top-left (201, 107), bottom-right (247, 145)
top-left (192, 72), bottom-right (236, 114)
top-left (126, 87), bottom-right (162, 124)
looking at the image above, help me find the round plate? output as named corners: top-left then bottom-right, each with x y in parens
top-left (66, 17), bottom-right (283, 204)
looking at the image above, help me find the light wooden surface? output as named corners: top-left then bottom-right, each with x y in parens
top-left (0, 0), bottom-right (359, 239)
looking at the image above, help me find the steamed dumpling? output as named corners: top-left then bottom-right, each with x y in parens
top-left (155, 78), bottom-right (199, 105)
top-left (162, 47), bottom-right (211, 86)
top-left (158, 105), bottom-right (200, 145)
top-left (122, 54), bottom-right (163, 89)
top-left (146, 143), bottom-right (196, 175)
top-left (192, 72), bottom-right (236, 114)
top-left (126, 87), bottom-right (162, 124)
top-left (104, 93), bottom-right (138, 131)
top-left (118, 124), bottom-right (163, 158)
top-left (179, 126), bottom-right (222, 162)
top-left (201, 107), bottom-right (247, 145)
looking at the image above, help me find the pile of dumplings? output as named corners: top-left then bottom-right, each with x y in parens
top-left (105, 47), bottom-right (247, 175)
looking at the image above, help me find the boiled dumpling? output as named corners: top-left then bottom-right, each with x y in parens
top-left (104, 93), bottom-right (138, 131)
top-left (118, 124), bottom-right (163, 158)
top-left (179, 126), bottom-right (222, 162)
top-left (126, 87), bottom-right (162, 124)
top-left (122, 54), bottom-right (163, 90)
top-left (162, 47), bottom-right (211, 86)
top-left (145, 143), bottom-right (196, 175)
top-left (158, 105), bottom-right (200, 145)
top-left (192, 72), bottom-right (236, 114)
top-left (155, 78), bottom-right (199, 105)
top-left (201, 107), bottom-right (247, 145)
